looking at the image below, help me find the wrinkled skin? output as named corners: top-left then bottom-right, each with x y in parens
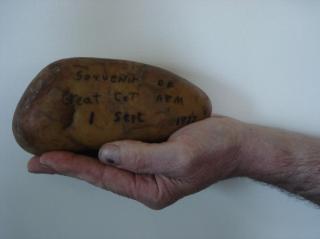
top-left (28, 114), bottom-right (320, 208)
top-left (28, 116), bottom-right (244, 209)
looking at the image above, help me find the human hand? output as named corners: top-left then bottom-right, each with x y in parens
top-left (28, 116), bottom-right (247, 209)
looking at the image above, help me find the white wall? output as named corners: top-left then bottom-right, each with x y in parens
top-left (1, 1), bottom-right (320, 238)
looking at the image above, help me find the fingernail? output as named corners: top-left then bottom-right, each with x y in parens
top-left (39, 162), bottom-right (53, 169)
top-left (28, 156), bottom-right (52, 172)
top-left (99, 144), bottom-right (120, 165)
top-left (39, 156), bottom-right (51, 166)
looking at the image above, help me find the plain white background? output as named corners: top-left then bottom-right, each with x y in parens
top-left (1, 0), bottom-right (320, 238)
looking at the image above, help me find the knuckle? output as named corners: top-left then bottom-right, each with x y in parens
top-left (122, 142), bottom-right (148, 173)
top-left (132, 185), bottom-right (169, 210)
top-left (130, 151), bottom-right (146, 173)
top-left (175, 143), bottom-right (196, 175)
top-left (147, 183), bottom-right (177, 210)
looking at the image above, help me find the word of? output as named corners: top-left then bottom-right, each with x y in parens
top-left (156, 94), bottom-right (183, 105)
top-left (62, 91), bottom-right (101, 106)
top-left (114, 91), bottom-right (139, 102)
top-left (74, 70), bottom-right (139, 83)
top-left (176, 114), bottom-right (197, 126)
top-left (157, 79), bottom-right (174, 88)
top-left (114, 111), bottom-right (144, 123)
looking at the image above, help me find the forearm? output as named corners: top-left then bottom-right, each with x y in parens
top-left (239, 123), bottom-right (320, 205)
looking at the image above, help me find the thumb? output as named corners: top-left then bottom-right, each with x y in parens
top-left (98, 140), bottom-right (187, 175)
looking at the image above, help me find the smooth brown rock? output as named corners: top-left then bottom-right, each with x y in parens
top-left (13, 58), bottom-right (212, 155)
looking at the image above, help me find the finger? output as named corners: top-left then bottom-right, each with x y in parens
top-left (38, 151), bottom-right (107, 186)
top-left (28, 156), bottom-right (57, 174)
top-left (98, 140), bottom-right (189, 175)
top-left (37, 151), bottom-right (148, 194)
top-left (102, 171), bottom-right (176, 210)
top-left (35, 151), bottom-right (174, 209)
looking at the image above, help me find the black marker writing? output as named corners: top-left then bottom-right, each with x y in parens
top-left (157, 79), bottom-right (174, 88)
top-left (114, 112), bottom-right (144, 123)
top-left (62, 91), bottom-right (101, 106)
top-left (89, 112), bottom-right (95, 125)
top-left (176, 114), bottom-right (197, 126)
top-left (74, 70), bottom-right (139, 83)
top-left (114, 92), bottom-right (139, 102)
top-left (156, 94), bottom-right (183, 105)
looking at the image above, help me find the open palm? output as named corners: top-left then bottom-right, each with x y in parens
top-left (28, 116), bottom-right (243, 209)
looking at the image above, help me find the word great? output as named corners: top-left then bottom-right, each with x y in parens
top-left (62, 91), bottom-right (101, 105)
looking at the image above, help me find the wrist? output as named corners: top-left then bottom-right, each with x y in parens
top-left (234, 122), bottom-right (272, 178)
top-left (212, 117), bottom-right (254, 179)
top-left (235, 123), bottom-right (294, 180)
